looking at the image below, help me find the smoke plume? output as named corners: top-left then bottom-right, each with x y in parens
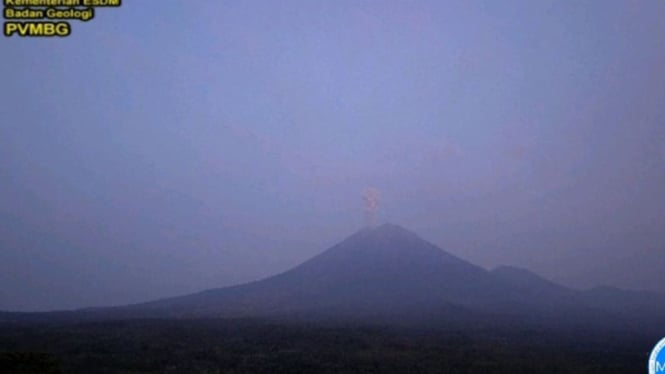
top-left (363, 188), bottom-right (381, 227)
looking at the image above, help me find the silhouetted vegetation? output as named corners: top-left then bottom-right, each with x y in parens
top-left (0, 318), bottom-right (655, 373)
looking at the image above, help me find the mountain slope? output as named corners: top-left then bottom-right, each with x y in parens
top-left (490, 266), bottom-right (577, 305)
top-left (119, 224), bottom-right (663, 326)
top-left (2, 224), bottom-right (663, 330)
top-left (130, 224), bottom-right (509, 318)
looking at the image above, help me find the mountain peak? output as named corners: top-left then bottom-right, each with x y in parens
top-left (90, 223), bottom-right (665, 330)
top-left (293, 223), bottom-right (485, 283)
top-left (335, 223), bottom-right (451, 259)
top-left (370, 223), bottom-right (413, 234)
top-left (373, 222), bottom-right (407, 230)
top-left (354, 223), bottom-right (419, 240)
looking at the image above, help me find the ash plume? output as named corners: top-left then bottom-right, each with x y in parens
top-left (363, 188), bottom-right (381, 227)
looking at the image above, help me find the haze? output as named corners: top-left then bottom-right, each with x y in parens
top-left (1, 0), bottom-right (664, 311)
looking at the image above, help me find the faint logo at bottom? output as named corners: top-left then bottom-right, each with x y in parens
top-left (649, 337), bottom-right (665, 374)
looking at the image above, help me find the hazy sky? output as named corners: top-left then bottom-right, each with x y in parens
top-left (2, 0), bottom-right (664, 311)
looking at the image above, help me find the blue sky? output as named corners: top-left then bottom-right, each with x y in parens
top-left (2, 0), bottom-right (665, 310)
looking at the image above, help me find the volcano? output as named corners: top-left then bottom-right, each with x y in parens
top-left (94, 223), bottom-right (662, 329)
top-left (3, 224), bottom-right (664, 329)
top-left (130, 223), bottom-right (507, 319)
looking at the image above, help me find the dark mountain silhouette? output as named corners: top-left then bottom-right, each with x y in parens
top-left (107, 224), bottom-right (665, 328)
top-left (123, 224), bottom-right (514, 318)
top-left (489, 265), bottom-right (579, 308)
top-left (2, 223), bottom-right (664, 330)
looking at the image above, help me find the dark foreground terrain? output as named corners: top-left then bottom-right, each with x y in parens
top-left (0, 318), bottom-right (657, 374)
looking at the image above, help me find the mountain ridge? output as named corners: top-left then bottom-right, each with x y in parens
top-left (1, 223), bottom-right (663, 331)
